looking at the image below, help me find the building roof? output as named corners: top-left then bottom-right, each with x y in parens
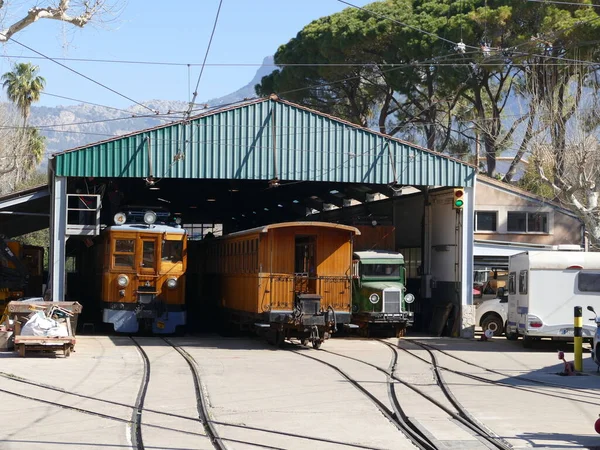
top-left (478, 175), bottom-right (579, 218)
top-left (52, 96), bottom-right (476, 188)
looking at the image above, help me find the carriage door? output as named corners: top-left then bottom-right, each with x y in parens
top-left (294, 236), bottom-right (316, 294)
top-left (139, 235), bottom-right (159, 276)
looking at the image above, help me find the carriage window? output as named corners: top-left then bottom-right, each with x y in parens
top-left (142, 241), bottom-right (155, 267)
top-left (162, 240), bottom-right (182, 263)
top-left (295, 236), bottom-right (316, 275)
top-left (578, 272), bottom-right (600, 292)
top-left (114, 239), bottom-right (134, 267)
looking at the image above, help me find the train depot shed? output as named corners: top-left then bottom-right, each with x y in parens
top-left (42, 96), bottom-right (476, 337)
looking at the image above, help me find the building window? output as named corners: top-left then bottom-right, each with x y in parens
top-left (475, 211), bottom-right (497, 232)
top-left (507, 212), bottom-right (549, 233)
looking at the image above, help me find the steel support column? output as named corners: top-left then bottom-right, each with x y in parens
top-left (49, 175), bottom-right (68, 301)
top-left (460, 184), bottom-right (476, 338)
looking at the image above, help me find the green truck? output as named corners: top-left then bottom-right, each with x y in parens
top-left (352, 250), bottom-right (415, 337)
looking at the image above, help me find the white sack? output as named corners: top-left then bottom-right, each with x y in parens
top-left (21, 312), bottom-right (59, 337)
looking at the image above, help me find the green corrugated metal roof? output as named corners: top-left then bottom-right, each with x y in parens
top-left (53, 97), bottom-right (475, 187)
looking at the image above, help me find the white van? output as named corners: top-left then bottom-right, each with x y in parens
top-left (506, 251), bottom-right (600, 347)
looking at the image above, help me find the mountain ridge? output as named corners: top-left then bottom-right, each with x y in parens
top-left (30, 56), bottom-right (275, 156)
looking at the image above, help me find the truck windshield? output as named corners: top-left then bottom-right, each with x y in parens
top-left (362, 263), bottom-right (400, 278)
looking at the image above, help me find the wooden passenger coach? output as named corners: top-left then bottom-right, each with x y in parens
top-left (204, 222), bottom-right (360, 348)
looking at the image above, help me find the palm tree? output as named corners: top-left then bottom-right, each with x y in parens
top-left (2, 62), bottom-right (45, 125)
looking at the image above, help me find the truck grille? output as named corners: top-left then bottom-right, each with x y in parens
top-left (383, 290), bottom-right (401, 313)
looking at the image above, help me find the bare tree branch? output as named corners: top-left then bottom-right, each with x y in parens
top-left (0, 1), bottom-right (106, 42)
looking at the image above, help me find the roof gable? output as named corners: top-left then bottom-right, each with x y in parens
top-left (53, 97), bottom-right (475, 187)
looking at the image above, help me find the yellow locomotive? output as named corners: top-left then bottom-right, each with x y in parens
top-left (100, 209), bottom-right (187, 334)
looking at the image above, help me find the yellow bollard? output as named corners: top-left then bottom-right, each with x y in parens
top-left (574, 306), bottom-right (583, 372)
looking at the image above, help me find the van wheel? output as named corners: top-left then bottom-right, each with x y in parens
top-left (481, 315), bottom-right (504, 337)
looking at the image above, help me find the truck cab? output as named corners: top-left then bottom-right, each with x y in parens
top-left (352, 250), bottom-right (415, 336)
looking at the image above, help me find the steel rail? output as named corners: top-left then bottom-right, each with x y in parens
top-left (383, 340), bottom-right (513, 450)
top-left (290, 347), bottom-right (436, 450)
top-left (161, 338), bottom-right (228, 450)
top-left (320, 344), bottom-right (513, 450)
top-left (412, 339), bottom-right (600, 396)
top-left (130, 337), bottom-right (151, 450)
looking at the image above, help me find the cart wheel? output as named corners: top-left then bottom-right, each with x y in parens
top-left (18, 344), bottom-right (25, 358)
top-left (301, 339), bottom-right (309, 346)
top-left (312, 340), bottom-right (322, 350)
top-left (64, 344), bottom-right (71, 358)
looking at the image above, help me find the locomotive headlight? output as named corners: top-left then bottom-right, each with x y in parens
top-left (167, 277), bottom-right (178, 289)
top-left (117, 274), bottom-right (129, 287)
top-left (113, 212), bottom-right (126, 225)
top-left (369, 293), bottom-right (380, 304)
top-left (404, 293), bottom-right (415, 304)
top-left (144, 211), bottom-right (157, 225)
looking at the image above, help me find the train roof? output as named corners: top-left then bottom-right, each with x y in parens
top-left (107, 224), bottom-right (186, 235)
top-left (223, 221), bottom-right (361, 239)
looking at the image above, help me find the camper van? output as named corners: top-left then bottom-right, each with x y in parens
top-left (506, 251), bottom-right (600, 347)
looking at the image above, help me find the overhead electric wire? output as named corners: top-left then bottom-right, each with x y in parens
top-left (40, 92), bottom-right (136, 115)
top-left (0, 34), bottom-right (159, 115)
top-left (186, 0), bottom-right (224, 118)
top-left (528, 0), bottom-right (600, 6)
top-left (336, 0), bottom-right (476, 49)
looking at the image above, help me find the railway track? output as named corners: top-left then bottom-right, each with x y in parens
top-left (403, 339), bottom-right (600, 406)
top-left (159, 337), bottom-right (227, 450)
top-left (292, 340), bottom-right (513, 450)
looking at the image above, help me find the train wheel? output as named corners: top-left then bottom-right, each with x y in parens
top-left (312, 340), bottom-right (322, 350)
top-left (275, 329), bottom-right (284, 347)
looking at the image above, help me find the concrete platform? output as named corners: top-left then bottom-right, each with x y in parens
top-left (0, 334), bottom-right (598, 449)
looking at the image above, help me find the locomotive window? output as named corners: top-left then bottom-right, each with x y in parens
top-left (114, 239), bottom-right (135, 268)
top-left (162, 240), bottom-right (182, 263)
top-left (142, 241), bottom-right (155, 267)
top-left (115, 255), bottom-right (134, 267)
top-left (115, 239), bottom-right (134, 253)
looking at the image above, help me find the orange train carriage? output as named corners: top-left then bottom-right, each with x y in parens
top-left (100, 210), bottom-right (187, 334)
top-left (203, 222), bottom-right (360, 348)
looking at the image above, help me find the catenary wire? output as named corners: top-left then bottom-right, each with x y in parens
top-left (0, 34), bottom-right (159, 115)
top-left (186, 0), bottom-right (224, 118)
top-left (528, 0), bottom-right (600, 6)
top-left (336, 0), bottom-right (475, 49)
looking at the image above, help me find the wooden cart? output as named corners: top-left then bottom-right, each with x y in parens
top-left (7, 301), bottom-right (81, 358)
top-left (14, 335), bottom-right (76, 357)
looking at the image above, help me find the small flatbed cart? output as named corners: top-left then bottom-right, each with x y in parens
top-left (14, 335), bottom-right (76, 357)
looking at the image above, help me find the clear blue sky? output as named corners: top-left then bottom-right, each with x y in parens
top-left (0, 0), bottom-right (372, 111)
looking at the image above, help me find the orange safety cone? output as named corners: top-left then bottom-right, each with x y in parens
top-left (558, 351), bottom-right (574, 376)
